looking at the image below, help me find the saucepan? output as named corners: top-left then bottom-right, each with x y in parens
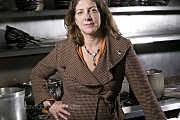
top-left (0, 87), bottom-right (27, 120)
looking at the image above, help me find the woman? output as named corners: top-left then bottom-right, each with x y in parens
top-left (30, 0), bottom-right (167, 120)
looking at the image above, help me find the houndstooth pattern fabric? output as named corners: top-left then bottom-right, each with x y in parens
top-left (30, 35), bottom-right (167, 120)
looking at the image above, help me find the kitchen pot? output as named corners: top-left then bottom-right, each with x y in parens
top-left (0, 87), bottom-right (26, 120)
top-left (12, 81), bottom-right (34, 105)
top-left (146, 69), bottom-right (164, 98)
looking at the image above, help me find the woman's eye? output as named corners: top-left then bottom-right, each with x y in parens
top-left (76, 11), bottom-right (83, 15)
top-left (91, 8), bottom-right (98, 13)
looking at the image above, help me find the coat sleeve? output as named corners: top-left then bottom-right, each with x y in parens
top-left (30, 46), bottom-right (59, 105)
top-left (125, 45), bottom-right (167, 120)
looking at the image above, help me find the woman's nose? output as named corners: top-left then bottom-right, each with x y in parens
top-left (85, 13), bottom-right (92, 21)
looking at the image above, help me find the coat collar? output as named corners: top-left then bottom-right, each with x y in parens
top-left (106, 35), bottom-right (131, 70)
top-left (91, 35), bottom-right (131, 85)
top-left (62, 35), bottom-right (131, 86)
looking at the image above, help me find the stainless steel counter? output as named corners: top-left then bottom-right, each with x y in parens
top-left (123, 98), bottom-right (180, 119)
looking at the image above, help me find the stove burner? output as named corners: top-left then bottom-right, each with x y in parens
top-left (120, 91), bottom-right (175, 107)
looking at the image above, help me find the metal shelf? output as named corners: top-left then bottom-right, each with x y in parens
top-left (0, 6), bottom-right (180, 20)
top-left (0, 37), bottom-right (64, 58)
top-left (110, 6), bottom-right (180, 14)
top-left (0, 9), bottom-right (68, 20)
top-left (0, 45), bottom-right (54, 58)
top-left (0, 33), bottom-right (180, 58)
top-left (127, 33), bottom-right (180, 44)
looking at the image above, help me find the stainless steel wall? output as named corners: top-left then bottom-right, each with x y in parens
top-left (138, 52), bottom-right (180, 77)
top-left (114, 14), bottom-right (180, 38)
top-left (0, 54), bottom-right (46, 87)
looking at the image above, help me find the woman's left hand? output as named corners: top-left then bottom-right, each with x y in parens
top-left (49, 101), bottom-right (70, 120)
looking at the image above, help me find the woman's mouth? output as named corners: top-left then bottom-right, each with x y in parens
top-left (85, 23), bottom-right (94, 27)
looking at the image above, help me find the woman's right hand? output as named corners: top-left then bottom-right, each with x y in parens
top-left (49, 101), bottom-right (70, 120)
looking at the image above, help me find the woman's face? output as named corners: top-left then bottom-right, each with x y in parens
top-left (75, 0), bottom-right (101, 36)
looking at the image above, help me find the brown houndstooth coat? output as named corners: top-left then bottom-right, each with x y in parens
top-left (30, 35), bottom-right (167, 120)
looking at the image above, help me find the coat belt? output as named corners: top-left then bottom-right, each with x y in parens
top-left (95, 91), bottom-right (124, 120)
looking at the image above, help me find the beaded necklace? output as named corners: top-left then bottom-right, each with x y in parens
top-left (84, 46), bottom-right (100, 66)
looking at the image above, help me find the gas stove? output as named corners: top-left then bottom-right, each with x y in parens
top-left (122, 97), bottom-right (180, 119)
top-left (120, 86), bottom-right (180, 119)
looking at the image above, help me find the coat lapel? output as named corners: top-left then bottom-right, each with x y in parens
top-left (106, 35), bottom-right (131, 70)
top-left (93, 35), bottom-right (131, 85)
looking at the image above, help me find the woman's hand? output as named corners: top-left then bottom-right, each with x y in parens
top-left (49, 101), bottom-right (70, 120)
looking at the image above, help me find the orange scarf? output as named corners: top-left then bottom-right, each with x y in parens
top-left (77, 39), bottom-right (106, 66)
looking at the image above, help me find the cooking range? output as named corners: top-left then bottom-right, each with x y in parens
top-left (121, 88), bottom-right (180, 119)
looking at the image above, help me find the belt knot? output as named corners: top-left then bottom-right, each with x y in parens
top-left (98, 91), bottom-right (116, 114)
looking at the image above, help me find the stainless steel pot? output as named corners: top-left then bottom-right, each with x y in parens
top-left (12, 82), bottom-right (34, 105)
top-left (0, 87), bottom-right (26, 120)
top-left (146, 69), bottom-right (164, 98)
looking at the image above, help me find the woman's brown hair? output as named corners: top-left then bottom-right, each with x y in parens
top-left (64, 0), bottom-right (121, 46)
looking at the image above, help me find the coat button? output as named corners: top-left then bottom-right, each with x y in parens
top-left (116, 50), bottom-right (122, 55)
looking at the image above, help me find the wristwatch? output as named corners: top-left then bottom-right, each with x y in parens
top-left (43, 98), bottom-right (55, 112)
top-left (45, 100), bottom-right (55, 111)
